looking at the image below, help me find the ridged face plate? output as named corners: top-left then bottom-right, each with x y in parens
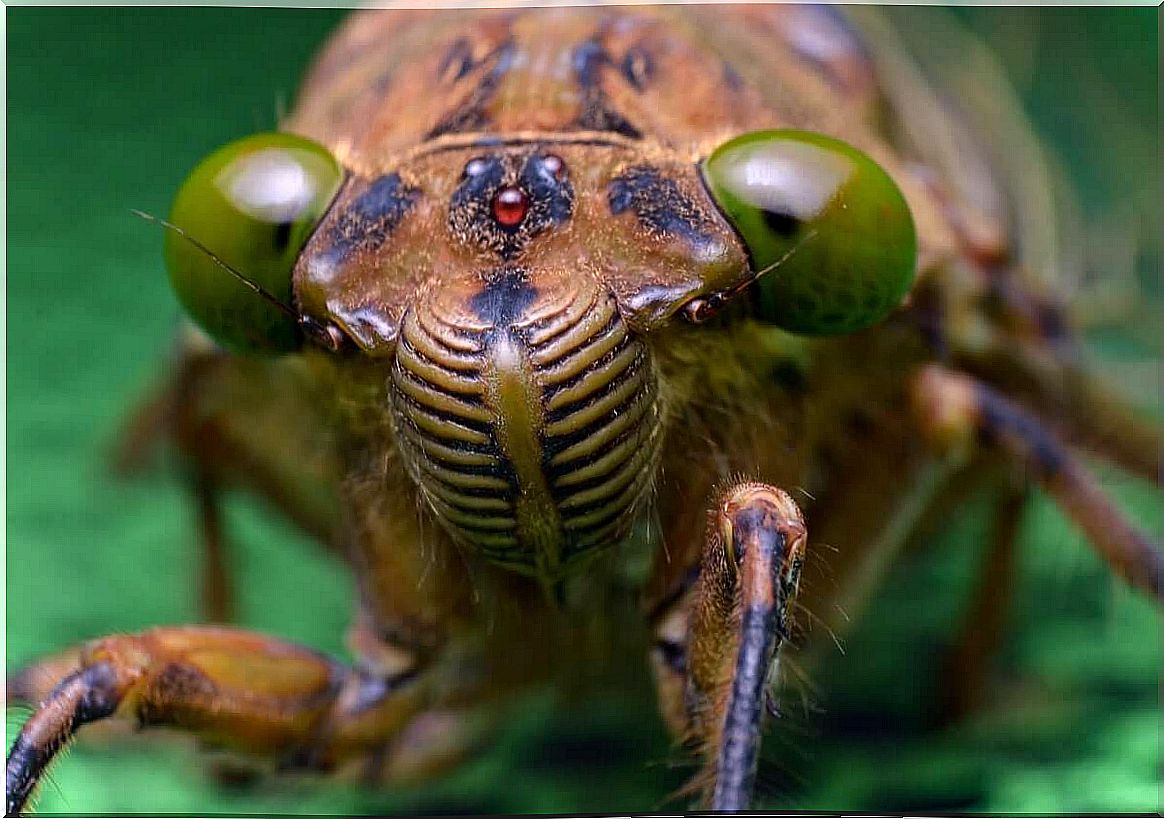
top-left (388, 270), bottom-right (663, 579)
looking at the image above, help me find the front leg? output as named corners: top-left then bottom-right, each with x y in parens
top-left (653, 482), bottom-right (807, 811)
top-left (5, 626), bottom-right (429, 815)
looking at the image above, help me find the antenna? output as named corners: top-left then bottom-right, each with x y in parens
top-left (684, 228), bottom-right (821, 324)
top-left (131, 209), bottom-right (300, 321)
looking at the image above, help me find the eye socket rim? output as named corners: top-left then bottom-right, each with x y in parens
top-left (164, 131), bottom-right (345, 355)
top-left (699, 128), bottom-right (918, 337)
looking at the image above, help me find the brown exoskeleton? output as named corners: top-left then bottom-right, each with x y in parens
top-left (7, 6), bottom-right (1161, 814)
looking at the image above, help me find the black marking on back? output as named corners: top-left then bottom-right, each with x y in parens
top-left (620, 46), bottom-right (654, 92)
top-left (428, 39), bottom-right (517, 138)
top-left (608, 165), bottom-right (719, 251)
top-left (449, 152), bottom-right (575, 259)
top-left (721, 61), bottom-right (744, 93)
top-left (571, 39), bottom-right (642, 139)
top-left (437, 37), bottom-right (476, 83)
top-left (470, 266), bottom-right (539, 329)
top-left (320, 173), bottom-right (420, 267)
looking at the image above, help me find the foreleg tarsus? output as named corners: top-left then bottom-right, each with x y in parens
top-left (7, 663), bottom-right (123, 814)
top-left (687, 483), bottom-right (807, 811)
top-left (5, 627), bottom-right (426, 815)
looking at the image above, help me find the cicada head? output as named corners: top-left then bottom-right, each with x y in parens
top-left (161, 123), bottom-right (917, 581)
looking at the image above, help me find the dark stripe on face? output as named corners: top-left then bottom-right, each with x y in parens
top-left (317, 173), bottom-right (419, 269)
top-left (608, 165), bottom-right (721, 254)
top-left (469, 266), bottom-right (539, 328)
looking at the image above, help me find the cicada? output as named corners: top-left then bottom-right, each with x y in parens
top-left (7, 5), bottom-right (1160, 814)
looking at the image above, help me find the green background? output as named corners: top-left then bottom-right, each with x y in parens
top-left (6, 8), bottom-right (1160, 815)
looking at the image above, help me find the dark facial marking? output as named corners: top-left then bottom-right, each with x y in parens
top-left (460, 153), bottom-right (507, 186)
top-left (348, 174), bottom-right (420, 240)
top-left (449, 152), bottom-right (575, 259)
top-left (469, 266), bottom-right (539, 329)
top-left (521, 153), bottom-right (574, 224)
top-left (427, 39), bottom-right (517, 138)
top-left (608, 165), bottom-right (719, 251)
top-left (458, 155), bottom-right (506, 195)
top-left (319, 173), bottom-right (420, 267)
top-left (571, 39), bottom-right (643, 139)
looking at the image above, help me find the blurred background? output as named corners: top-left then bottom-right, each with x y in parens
top-left (5, 7), bottom-right (1160, 814)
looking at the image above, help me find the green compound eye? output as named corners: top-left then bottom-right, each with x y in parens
top-left (701, 130), bottom-right (917, 336)
top-left (165, 132), bottom-right (343, 353)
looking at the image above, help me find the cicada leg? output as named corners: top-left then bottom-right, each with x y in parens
top-left (16, 352), bottom-right (490, 813)
top-left (930, 483), bottom-right (1026, 725)
top-left (110, 331), bottom-right (344, 624)
top-left (111, 345), bottom-right (232, 622)
top-left (648, 482), bottom-right (807, 811)
top-left (3, 626), bottom-right (497, 815)
top-left (189, 472), bottom-right (233, 623)
top-left (912, 364), bottom-right (1164, 601)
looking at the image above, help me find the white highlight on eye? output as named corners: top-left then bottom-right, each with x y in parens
top-left (726, 141), bottom-right (852, 220)
top-left (220, 148), bottom-right (319, 223)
